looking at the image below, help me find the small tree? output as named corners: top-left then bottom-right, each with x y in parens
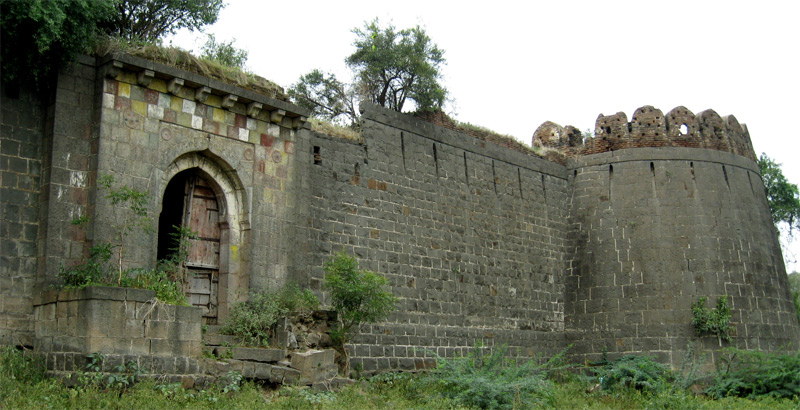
top-left (323, 251), bottom-right (397, 375)
top-left (199, 34), bottom-right (248, 69)
top-left (98, 175), bottom-right (152, 285)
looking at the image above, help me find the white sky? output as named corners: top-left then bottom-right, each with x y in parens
top-left (167, 0), bottom-right (800, 271)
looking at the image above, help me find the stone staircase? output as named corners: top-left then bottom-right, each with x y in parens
top-left (201, 324), bottom-right (352, 390)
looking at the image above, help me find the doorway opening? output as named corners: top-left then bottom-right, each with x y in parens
top-left (157, 170), bottom-right (221, 324)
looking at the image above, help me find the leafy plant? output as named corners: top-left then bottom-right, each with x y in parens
top-left (692, 295), bottom-right (735, 346)
top-left (323, 251), bottom-right (397, 375)
top-left (0, 346), bottom-right (45, 384)
top-left (121, 268), bottom-right (186, 305)
top-left (58, 243), bottom-right (113, 287)
top-left (421, 344), bottom-right (558, 409)
top-left (596, 355), bottom-right (672, 393)
top-left (706, 349), bottom-right (800, 399)
top-left (220, 283), bottom-right (319, 347)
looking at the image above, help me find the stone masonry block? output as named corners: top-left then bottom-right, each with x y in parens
top-left (80, 286), bottom-right (127, 301)
top-left (126, 288), bottom-right (156, 302)
top-left (232, 347), bottom-right (286, 363)
top-left (269, 365), bottom-right (301, 385)
top-left (290, 349), bottom-right (337, 384)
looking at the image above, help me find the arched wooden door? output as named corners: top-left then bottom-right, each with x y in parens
top-left (159, 171), bottom-right (221, 324)
top-left (182, 175), bottom-right (221, 323)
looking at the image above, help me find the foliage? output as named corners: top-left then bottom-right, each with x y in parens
top-left (347, 19), bottom-right (447, 113)
top-left (5, 348), bottom-right (800, 410)
top-left (290, 19), bottom-right (448, 126)
top-left (121, 268), bottom-right (187, 305)
top-left (98, 174), bottom-right (152, 285)
top-left (323, 251), bottom-right (397, 375)
top-left (706, 348), bottom-right (800, 399)
top-left (595, 355), bottom-right (672, 393)
top-left (0, 346), bottom-right (45, 385)
top-left (221, 283), bottom-right (319, 347)
top-left (0, 0), bottom-right (115, 92)
top-left (758, 153), bottom-right (800, 234)
top-left (691, 295), bottom-right (735, 346)
top-left (420, 344), bottom-right (558, 409)
top-left (57, 176), bottom-right (189, 305)
top-left (58, 243), bottom-right (114, 287)
top-left (76, 353), bottom-right (142, 393)
top-left (789, 272), bottom-right (800, 324)
top-left (101, 0), bottom-right (224, 42)
top-left (199, 34), bottom-right (248, 69)
top-left (288, 69), bottom-right (359, 125)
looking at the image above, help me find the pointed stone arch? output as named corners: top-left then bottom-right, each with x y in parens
top-left (156, 150), bottom-right (249, 323)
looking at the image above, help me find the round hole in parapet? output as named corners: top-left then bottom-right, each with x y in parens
top-left (680, 124), bottom-right (689, 135)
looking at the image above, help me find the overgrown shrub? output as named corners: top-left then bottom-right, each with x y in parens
top-left (221, 283), bottom-right (319, 347)
top-left (596, 355), bottom-right (672, 393)
top-left (323, 251), bottom-right (396, 375)
top-left (420, 344), bottom-right (558, 409)
top-left (706, 349), bottom-right (800, 399)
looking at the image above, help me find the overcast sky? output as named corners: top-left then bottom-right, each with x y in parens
top-left (167, 0), bottom-right (800, 270)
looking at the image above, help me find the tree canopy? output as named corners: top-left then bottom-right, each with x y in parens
top-left (101, 0), bottom-right (224, 42)
top-left (288, 69), bottom-right (358, 125)
top-left (199, 34), bottom-right (248, 69)
top-left (289, 19), bottom-right (448, 126)
top-left (347, 19), bottom-right (447, 113)
top-left (758, 153), bottom-right (800, 234)
top-left (0, 0), bottom-right (115, 91)
top-left (1, 0), bottom-right (225, 92)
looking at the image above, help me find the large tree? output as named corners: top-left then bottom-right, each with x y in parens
top-left (0, 0), bottom-right (115, 91)
top-left (758, 153), bottom-right (800, 234)
top-left (102, 0), bottom-right (224, 42)
top-left (347, 19), bottom-right (447, 112)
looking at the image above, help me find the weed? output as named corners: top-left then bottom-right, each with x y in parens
top-left (692, 295), bottom-right (735, 346)
top-left (596, 355), bottom-right (672, 393)
top-left (0, 346), bottom-right (45, 384)
top-left (706, 348), bottom-right (800, 399)
top-left (420, 344), bottom-right (555, 409)
top-left (221, 282), bottom-right (319, 347)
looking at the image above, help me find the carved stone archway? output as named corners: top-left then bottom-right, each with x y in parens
top-left (157, 151), bottom-right (249, 322)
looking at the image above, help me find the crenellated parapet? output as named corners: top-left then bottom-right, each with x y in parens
top-left (533, 105), bottom-right (756, 161)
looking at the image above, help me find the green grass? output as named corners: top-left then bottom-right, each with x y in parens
top-left (3, 346), bottom-right (800, 410)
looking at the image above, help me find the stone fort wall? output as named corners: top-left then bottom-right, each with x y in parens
top-left (1, 54), bottom-right (798, 370)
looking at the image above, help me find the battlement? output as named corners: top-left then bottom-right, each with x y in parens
top-left (533, 105), bottom-right (757, 161)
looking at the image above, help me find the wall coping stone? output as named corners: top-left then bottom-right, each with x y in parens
top-left (360, 103), bottom-right (569, 180)
top-left (567, 146), bottom-right (759, 172)
top-left (96, 53), bottom-right (310, 120)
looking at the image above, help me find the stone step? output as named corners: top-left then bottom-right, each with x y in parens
top-left (202, 331), bottom-right (238, 346)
